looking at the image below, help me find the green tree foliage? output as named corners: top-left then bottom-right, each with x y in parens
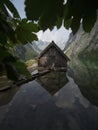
top-left (25, 0), bottom-right (98, 33)
top-left (0, 0), bottom-right (38, 81)
top-left (0, 0), bottom-right (98, 81)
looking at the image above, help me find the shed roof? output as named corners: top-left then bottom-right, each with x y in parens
top-left (38, 41), bottom-right (70, 61)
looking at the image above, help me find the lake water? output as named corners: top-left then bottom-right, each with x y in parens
top-left (0, 58), bottom-right (98, 130)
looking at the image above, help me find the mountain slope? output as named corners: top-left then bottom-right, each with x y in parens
top-left (65, 17), bottom-right (98, 60)
top-left (14, 43), bottom-right (38, 61)
top-left (32, 40), bottom-right (49, 54)
top-left (32, 40), bottom-right (67, 54)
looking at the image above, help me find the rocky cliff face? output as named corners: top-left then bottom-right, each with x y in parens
top-left (32, 40), bottom-right (49, 54)
top-left (68, 58), bottom-right (98, 106)
top-left (14, 43), bottom-right (38, 61)
top-left (65, 17), bottom-right (98, 60)
top-left (32, 40), bottom-right (66, 54)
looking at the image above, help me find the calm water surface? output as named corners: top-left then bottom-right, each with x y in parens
top-left (0, 58), bottom-right (98, 130)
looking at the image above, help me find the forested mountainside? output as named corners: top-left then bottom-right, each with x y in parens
top-left (32, 40), bottom-right (66, 53)
top-left (32, 40), bottom-right (49, 53)
top-left (14, 39), bottom-right (67, 61)
top-left (14, 43), bottom-right (38, 61)
top-left (14, 17), bottom-right (98, 62)
top-left (65, 17), bottom-right (98, 60)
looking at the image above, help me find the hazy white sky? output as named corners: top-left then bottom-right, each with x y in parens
top-left (37, 26), bottom-right (71, 44)
top-left (12, 0), bottom-right (71, 44)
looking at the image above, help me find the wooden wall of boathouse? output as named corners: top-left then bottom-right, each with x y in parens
top-left (38, 45), bottom-right (68, 71)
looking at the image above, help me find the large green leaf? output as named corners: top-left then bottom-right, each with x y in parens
top-left (3, 56), bottom-right (32, 81)
top-left (0, 0), bottom-right (35, 81)
top-left (0, 47), bottom-right (12, 61)
top-left (13, 60), bottom-right (32, 79)
top-left (56, 16), bottom-right (63, 29)
top-left (0, 32), bottom-right (7, 44)
top-left (16, 28), bottom-right (38, 44)
top-left (25, 0), bottom-right (64, 30)
top-left (3, 0), bottom-right (20, 18)
top-left (5, 62), bottom-right (19, 81)
top-left (64, 18), bottom-right (72, 29)
top-left (0, 19), bottom-right (16, 43)
top-left (70, 16), bottom-right (81, 34)
top-left (25, 0), bottom-right (98, 34)
top-left (20, 19), bottom-right (38, 32)
top-left (25, 0), bottom-right (44, 20)
top-left (63, 2), bottom-right (72, 21)
top-left (82, 10), bottom-right (97, 32)
top-left (15, 19), bottom-right (38, 44)
top-left (0, 1), bottom-right (9, 16)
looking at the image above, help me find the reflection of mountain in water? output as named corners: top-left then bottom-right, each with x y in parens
top-left (68, 58), bottom-right (98, 106)
top-left (37, 71), bottom-right (68, 94)
top-left (1, 75), bottom-right (98, 130)
top-left (1, 59), bottom-right (98, 129)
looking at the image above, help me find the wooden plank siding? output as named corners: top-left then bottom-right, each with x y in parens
top-left (38, 41), bottom-right (70, 71)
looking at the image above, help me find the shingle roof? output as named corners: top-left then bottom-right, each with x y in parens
top-left (38, 41), bottom-right (70, 61)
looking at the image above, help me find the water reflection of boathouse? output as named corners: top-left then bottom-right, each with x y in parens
top-left (38, 41), bottom-right (70, 71)
top-left (37, 71), bottom-right (68, 94)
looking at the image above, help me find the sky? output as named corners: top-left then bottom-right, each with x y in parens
top-left (11, 0), bottom-right (71, 44)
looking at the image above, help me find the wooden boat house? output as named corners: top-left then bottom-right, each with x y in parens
top-left (38, 41), bottom-right (70, 71)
